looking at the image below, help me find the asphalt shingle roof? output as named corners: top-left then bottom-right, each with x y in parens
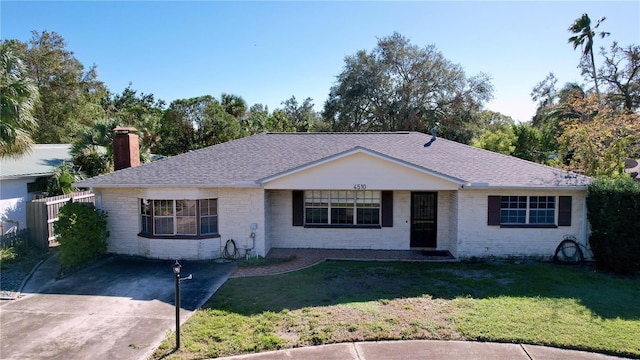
top-left (75, 132), bottom-right (591, 189)
top-left (0, 144), bottom-right (71, 179)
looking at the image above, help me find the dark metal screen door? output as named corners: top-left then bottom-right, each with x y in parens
top-left (410, 192), bottom-right (437, 248)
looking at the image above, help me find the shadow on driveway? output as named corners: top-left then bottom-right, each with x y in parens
top-left (33, 255), bottom-right (236, 311)
top-left (0, 255), bottom-right (236, 360)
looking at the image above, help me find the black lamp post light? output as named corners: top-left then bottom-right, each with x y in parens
top-left (172, 260), bottom-right (192, 349)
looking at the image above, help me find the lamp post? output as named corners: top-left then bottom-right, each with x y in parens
top-left (173, 260), bottom-right (181, 349)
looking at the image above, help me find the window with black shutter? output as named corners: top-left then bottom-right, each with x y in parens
top-left (487, 195), bottom-right (571, 227)
top-left (292, 190), bottom-right (390, 228)
top-left (558, 196), bottom-right (572, 226)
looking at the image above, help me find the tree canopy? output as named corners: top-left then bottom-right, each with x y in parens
top-left (4, 31), bottom-right (108, 143)
top-left (322, 32), bottom-right (493, 143)
top-left (472, 13), bottom-right (640, 178)
top-left (0, 43), bottom-right (39, 158)
top-left (4, 26), bottom-right (638, 180)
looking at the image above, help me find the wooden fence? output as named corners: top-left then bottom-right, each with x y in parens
top-left (0, 228), bottom-right (29, 252)
top-left (26, 191), bottom-right (96, 249)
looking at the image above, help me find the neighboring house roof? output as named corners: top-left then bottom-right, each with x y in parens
top-left (0, 144), bottom-right (72, 180)
top-left (75, 132), bottom-right (591, 189)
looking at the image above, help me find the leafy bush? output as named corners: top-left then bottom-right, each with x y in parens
top-left (587, 177), bottom-right (640, 274)
top-left (55, 202), bottom-right (109, 271)
top-left (0, 247), bottom-right (19, 269)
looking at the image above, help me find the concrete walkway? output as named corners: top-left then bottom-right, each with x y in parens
top-left (0, 254), bottom-right (235, 360)
top-left (231, 248), bottom-right (454, 277)
top-left (216, 340), bottom-right (628, 360)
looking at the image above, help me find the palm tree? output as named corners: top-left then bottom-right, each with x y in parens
top-left (71, 119), bottom-right (118, 177)
top-left (568, 13), bottom-right (610, 98)
top-left (221, 93), bottom-right (247, 119)
top-left (0, 43), bottom-right (39, 158)
top-left (47, 161), bottom-right (84, 195)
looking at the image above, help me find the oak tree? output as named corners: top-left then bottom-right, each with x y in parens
top-left (323, 32), bottom-right (493, 143)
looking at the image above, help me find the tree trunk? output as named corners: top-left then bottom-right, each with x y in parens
top-left (590, 49), bottom-right (600, 98)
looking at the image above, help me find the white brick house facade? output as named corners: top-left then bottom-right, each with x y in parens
top-left (98, 187), bottom-right (266, 260)
top-left (79, 132), bottom-right (591, 260)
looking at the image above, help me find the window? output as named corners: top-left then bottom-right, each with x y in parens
top-left (356, 191), bottom-right (381, 225)
top-left (304, 190), bottom-right (329, 224)
top-left (500, 196), bottom-right (555, 225)
top-left (176, 200), bottom-right (197, 235)
top-left (141, 200), bottom-right (152, 234)
top-left (488, 195), bottom-right (570, 227)
top-left (140, 199), bottom-right (218, 237)
top-left (199, 199), bottom-right (218, 235)
top-left (303, 190), bottom-right (381, 226)
top-left (500, 196), bottom-right (527, 224)
top-left (528, 196), bottom-right (555, 224)
top-left (153, 200), bottom-right (174, 235)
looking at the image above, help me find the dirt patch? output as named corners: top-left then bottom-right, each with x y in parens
top-left (275, 296), bottom-right (462, 347)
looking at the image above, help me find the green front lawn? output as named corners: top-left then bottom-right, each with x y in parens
top-left (152, 261), bottom-right (640, 359)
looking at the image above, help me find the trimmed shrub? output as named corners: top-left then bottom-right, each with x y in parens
top-left (55, 202), bottom-right (109, 271)
top-left (587, 177), bottom-right (640, 274)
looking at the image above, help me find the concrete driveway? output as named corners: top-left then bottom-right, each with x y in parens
top-left (0, 254), bottom-right (235, 360)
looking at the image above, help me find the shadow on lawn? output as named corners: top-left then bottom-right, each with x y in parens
top-left (206, 260), bottom-right (640, 320)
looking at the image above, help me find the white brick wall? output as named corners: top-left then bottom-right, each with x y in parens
top-left (455, 189), bottom-right (588, 259)
top-left (96, 187), bottom-right (266, 260)
top-left (218, 188), bottom-right (266, 256)
top-left (269, 190), bottom-right (456, 252)
top-left (96, 186), bottom-right (587, 260)
top-left (436, 191), bottom-right (454, 251)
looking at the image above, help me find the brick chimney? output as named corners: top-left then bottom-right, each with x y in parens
top-left (113, 126), bottom-right (140, 171)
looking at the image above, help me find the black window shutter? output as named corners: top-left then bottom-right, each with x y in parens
top-left (292, 191), bottom-right (304, 226)
top-left (381, 191), bottom-right (393, 227)
top-left (487, 196), bottom-right (501, 225)
top-left (558, 196), bottom-right (572, 226)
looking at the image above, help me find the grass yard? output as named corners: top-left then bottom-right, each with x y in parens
top-left (152, 260), bottom-right (640, 359)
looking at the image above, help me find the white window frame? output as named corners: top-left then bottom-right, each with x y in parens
top-left (500, 196), bottom-right (556, 225)
top-left (140, 198), bottom-right (218, 237)
top-left (304, 190), bottom-right (381, 226)
top-left (199, 199), bottom-right (218, 235)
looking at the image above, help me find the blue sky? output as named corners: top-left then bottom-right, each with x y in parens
top-left (2, 1), bottom-right (639, 122)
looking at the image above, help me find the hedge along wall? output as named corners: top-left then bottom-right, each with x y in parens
top-left (55, 202), bottom-right (109, 272)
top-left (586, 177), bottom-right (640, 274)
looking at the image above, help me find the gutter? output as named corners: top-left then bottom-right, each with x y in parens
top-left (1, 173), bottom-right (54, 181)
top-left (460, 183), bottom-right (589, 191)
top-left (74, 181), bottom-right (263, 189)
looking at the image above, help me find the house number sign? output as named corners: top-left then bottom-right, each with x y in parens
top-left (353, 184), bottom-right (367, 190)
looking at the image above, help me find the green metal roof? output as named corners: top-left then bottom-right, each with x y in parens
top-left (0, 144), bottom-right (72, 179)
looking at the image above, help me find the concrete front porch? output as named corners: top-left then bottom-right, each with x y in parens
top-left (230, 248), bottom-right (455, 278)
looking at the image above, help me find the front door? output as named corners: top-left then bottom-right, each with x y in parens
top-left (411, 192), bottom-right (437, 248)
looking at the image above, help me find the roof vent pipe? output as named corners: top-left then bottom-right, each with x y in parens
top-left (424, 126), bottom-right (438, 147)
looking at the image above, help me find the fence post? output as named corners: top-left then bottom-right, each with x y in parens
top-left (26, 201), bottom-right (46, 250)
